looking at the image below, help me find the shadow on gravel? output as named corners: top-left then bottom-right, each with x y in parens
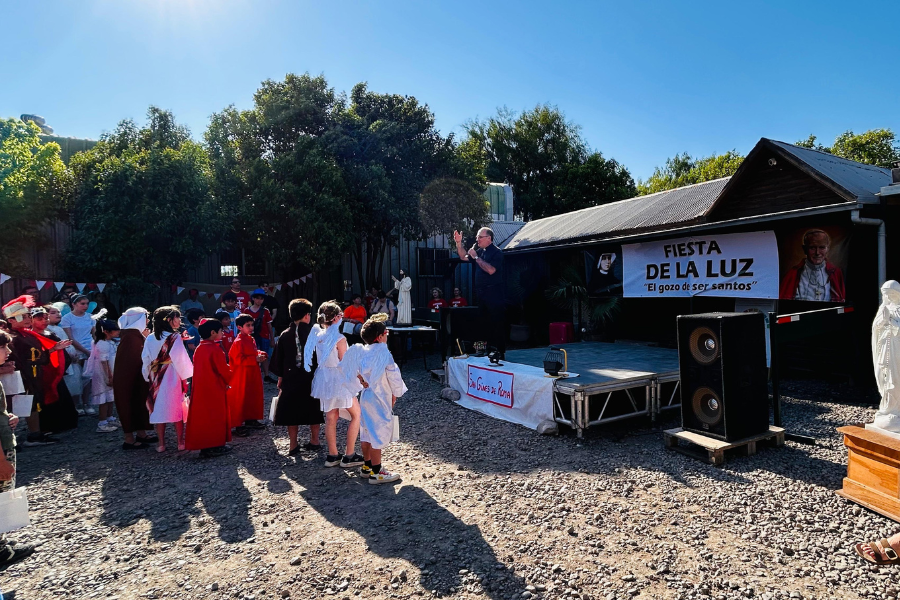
top-left (283, 460), bottom-right (527, 599)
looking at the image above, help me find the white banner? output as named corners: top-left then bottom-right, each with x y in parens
top-left (447, 356), bottom-right (553, 430)
top-left (466, 364), bottom-right (514, 407)
top-left (623, 231), bottom-right (779, 299)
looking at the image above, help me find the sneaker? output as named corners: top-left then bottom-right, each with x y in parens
top-left (243, 420), bottom-right (265, 430)
top-left (324, 454), bottom-right (343, 468)
top-left (303, 442), bottom-right (322, 452)
top-left (233, 426), bottom-right (250, 438)
top-left (96, 423), bottom-right (118, 433)
top-left (0, 542), bottom-right (36, 568)
top-left (340, 453), bottom-right (365, 468)
top-left (107, 416), bottom-right (121, 426)
top-left (360, 465), bottom-right (373, 478)
top-left (22, 433), bottom-right (59, 447)
top-left (85, 406), bottom-right (97, 415)
top-left (288, 446), bottom-right (301, 456)
top-left (369, 468), bottom-right (401, 485)
top-left (76, 408), bottom-right (86, 416)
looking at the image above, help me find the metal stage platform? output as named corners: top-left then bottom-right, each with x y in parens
top-left (503, 342), bottom-right (681, 437)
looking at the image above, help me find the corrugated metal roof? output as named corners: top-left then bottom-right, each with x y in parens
top-left (769, 139), bottom-right (891, 203)
top-left (504, 177), bottom-right (729, 251)
top-left (491, 220), bottom-right (526, 249)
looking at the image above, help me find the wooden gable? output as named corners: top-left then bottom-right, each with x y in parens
top-left (706, 141), bottom-right (851, 222)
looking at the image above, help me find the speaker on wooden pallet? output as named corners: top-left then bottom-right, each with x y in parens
top-left (677, 312), bottom-right (769, 442)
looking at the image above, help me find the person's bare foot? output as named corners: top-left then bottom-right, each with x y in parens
top-left (855, 535), bottom-right (900, 564)
top-left (156, 445), bottom-right (165, 453)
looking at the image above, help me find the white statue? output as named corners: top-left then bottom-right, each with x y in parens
top-left (392, 269), bottom-right (412, 326)
top-left (870, 281), bottom-right (900, 435)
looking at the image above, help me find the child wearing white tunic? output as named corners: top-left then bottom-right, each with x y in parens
top-left (344, 314), bottom-right (407, 484)
top-left (84, 319), bottom-right (120, 433)
top-left (304, 301), bottom-right (363, 468)
top-left (142, 306), bottom-right (193, 453)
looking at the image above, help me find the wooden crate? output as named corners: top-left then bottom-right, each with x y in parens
top-left (837, 425), bottom-right (900, 524)
top-left (664, 426), bottom-right (786, 466)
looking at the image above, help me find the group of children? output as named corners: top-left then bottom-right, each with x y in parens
top-left (144, 298), bottom-right (406, 483)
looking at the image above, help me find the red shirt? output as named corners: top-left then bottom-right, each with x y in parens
top-left (450, 297), bottom-right (468, 307)
top-left (428, 299), bottom-right (449, 311)
top-left (344, 304), bottom-right (368, 323)
top-left (242, 305), bottom-right (273, 339)
top-left (232, 290), bottom-right (252, 311)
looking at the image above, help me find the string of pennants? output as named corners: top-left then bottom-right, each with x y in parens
top-left (0, 275), bottom-right (108, 294)
top-left (171, 273), bottom-right (314, 301)
top-left (0, 273), bottom-right (313, 300)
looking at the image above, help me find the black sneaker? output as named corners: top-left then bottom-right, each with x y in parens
top-left (288, 446), bottom-right (301, 456)
top-left (233, 426), bottom-right (250, 438)
top-left (324, 454), bottom-right (343, 467)
top-left (243, 420), bottom-right (265, 430)
top-left (0, 543), bottom-right (35, 569)
top-left (340, 453), bottom-right (365, 468)
top-left (303, 442), bottom-right (322, 452)
top-left (22, 433), bottom-right (59, 447)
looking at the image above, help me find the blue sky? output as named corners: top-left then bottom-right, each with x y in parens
top-left (2, 0), bottom-right (898, 180)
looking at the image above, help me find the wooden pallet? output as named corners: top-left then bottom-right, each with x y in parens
top-left (663, 426), bottom-right (785, 466)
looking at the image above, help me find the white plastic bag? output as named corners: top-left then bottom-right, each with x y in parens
top-left (11, 395), bottom-right (33, 418)
top-left (269, 395), bottom-right (279, 423)
top-left (391, 415), bottom-right (400, 442)
top-left (0, 487), bottom-right (30, 534)
top-left (0, 371), bottom-right (25, 396)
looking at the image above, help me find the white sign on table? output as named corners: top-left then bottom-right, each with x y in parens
top-left (466, 364), bottom-right (515, 408)
top-left (622, 231), bottom-right (779, 299)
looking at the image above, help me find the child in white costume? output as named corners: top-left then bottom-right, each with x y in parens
top-left (343, 314), bottom-right (407, 484)
top-left (141, 306), bottom-right (193, 453)
top-left (304, 301), bottom-right (363, 469)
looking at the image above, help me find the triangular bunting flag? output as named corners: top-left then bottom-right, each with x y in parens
top-left (306, 273), bottom-right (312, 279)
top-left (214, 293), bottom-right (221, 300)
top-left (177, 286), bottom-right (185, 295)
top-left (300, 276), bottom-right (306, 283)
top-left (275, 284), bottom-right (282, 291)
top-left (96, 283), bottom-right (106, 292)
top-left (54, 281), bottom-right (65, 291)
top-left (36, 280), bottom-right (47, 290)
top-left (287, 281), bottom-right (294, 288)
top-left (293, 279), bottom-right (300, 285)
top-left (0, 274), bottom-right (10, 286)
top-left (76, 283), bottom-right (87, 292)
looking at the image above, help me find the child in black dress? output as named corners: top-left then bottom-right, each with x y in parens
top-left (270, 299), bottom-right (323, 455)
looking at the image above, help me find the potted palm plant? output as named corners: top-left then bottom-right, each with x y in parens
top-left (545, 264), bottom-right (619, 341)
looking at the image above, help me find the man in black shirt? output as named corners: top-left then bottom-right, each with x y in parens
top-left (454, 227), bottom-right (506, 356)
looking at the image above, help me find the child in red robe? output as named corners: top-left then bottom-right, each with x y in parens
top-left (185, 319), bottom-right (233, 457)
top-left (215, 310), bottom-right (235, 358)
top-left (227, 314), bottom-right (266, 436)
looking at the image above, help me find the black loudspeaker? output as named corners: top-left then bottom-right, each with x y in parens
top-left (677, 312), bottom-right (769, 441)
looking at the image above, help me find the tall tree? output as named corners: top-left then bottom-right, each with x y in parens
top-left (326, 82), bottom-right (464, 288)
top-left (66, 107), bottom-right (229, 305)
top-left (0, 118), bottom-right (72, 275)
top-left (465, 105), bottom-right (635, 220)
top-left (637, 150), bottom-right (743, 195)
top-left (205, 74), bottom-right (353, 279)
top-left (796, 129), bottom-right (900, 167)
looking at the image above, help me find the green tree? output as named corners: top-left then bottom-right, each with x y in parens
top-left (465, 105), bottom-right (635, 220)
top-left (66, 107), bottom-right (229, 304)
top-left (327, 82), bottom-right (466, 288)
top-left (637, 150), bottom-right (743, 195)
top-left (0, 118), bottom-right (72, 275)
top-left (796, 129), bottom-right (900, 167)
top-left (206, 74), bottom-right (353, 278)
top-left (418, 178), bottom-right (490, 239)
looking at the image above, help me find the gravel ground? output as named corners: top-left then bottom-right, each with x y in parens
top-left (2, 368), bottom-right (899, 600)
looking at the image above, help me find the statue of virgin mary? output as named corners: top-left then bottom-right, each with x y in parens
top-left (869, 280), bottom-right (900, 435)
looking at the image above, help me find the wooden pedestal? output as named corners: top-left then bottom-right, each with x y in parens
top-left (837, 425), bottom-right (900, 523)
